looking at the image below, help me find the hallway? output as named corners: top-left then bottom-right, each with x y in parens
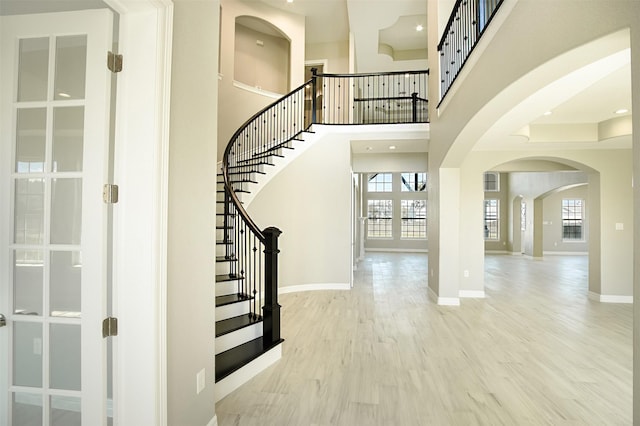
top-left (216, 253), bottom-right (632, 425)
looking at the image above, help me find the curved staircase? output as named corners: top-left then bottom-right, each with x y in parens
top-left (214, 70), bottom-right (429, 401)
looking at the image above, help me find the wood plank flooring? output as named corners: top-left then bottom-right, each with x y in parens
top-left (215, 253), bottom-right (632, 425)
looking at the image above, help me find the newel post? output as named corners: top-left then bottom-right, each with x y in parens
top-left (311, 67), bottom-right (318, 124)
top-left (263, 226), bottom-right (282, 347)
top-left (411, 92), bottom-right (418, 123)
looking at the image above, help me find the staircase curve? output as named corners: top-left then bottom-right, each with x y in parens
top-left (215, 69), bottom-right (429, 398)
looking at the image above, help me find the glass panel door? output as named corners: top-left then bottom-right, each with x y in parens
top-left (1, 9), bottom-right (114, 426)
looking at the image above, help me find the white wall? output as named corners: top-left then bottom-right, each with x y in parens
top-left (247, 133), bottom-right (352, 289)
top-left (167, 0), bottom-right (218, 424)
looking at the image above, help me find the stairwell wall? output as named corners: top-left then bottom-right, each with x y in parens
top-left (246, 133), bottom-right (353, 290)
top-left (218, 0), bottom-right (305, 160)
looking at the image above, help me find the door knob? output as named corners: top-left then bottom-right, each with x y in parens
top-left (0, 313), bottom-right (6, 327)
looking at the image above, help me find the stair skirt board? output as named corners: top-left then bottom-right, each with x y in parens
top-left (215, 339), bottom-right (283, 402)
top-left (278, 283), bottom-right (351, 294)
top-left (215, 321), bottom-right (262, 355)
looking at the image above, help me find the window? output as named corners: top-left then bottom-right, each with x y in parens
top-left (401, 172), bottom-right (427, 192)
top-left (562, 199), bottom-right (584, 241)
top-left (484, 172), bottom-right (499, 192)
top-left (520, 200), bottom-right (526, 231)
top-left (401, 200), bottom-right (426, 239)
top-left (367, 200), bottom-right (392, 238)
top-left (484, 199), bottom-right (499, 240)
top-left (367, 173), bottom-right (392, 192)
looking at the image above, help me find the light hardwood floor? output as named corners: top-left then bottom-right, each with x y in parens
top-left (216, 253), bottom-right (632, 425)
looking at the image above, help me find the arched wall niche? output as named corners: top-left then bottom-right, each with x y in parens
top-left (234, 15), bottom-right (291, 94)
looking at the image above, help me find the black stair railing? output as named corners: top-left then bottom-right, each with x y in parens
top-left (221, 70), bottom-right (429, 350)
top-left (438, 0), bottom-right (504, 102)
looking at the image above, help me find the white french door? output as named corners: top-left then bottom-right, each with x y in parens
top-left (0, 9), bottom-right (114, 426)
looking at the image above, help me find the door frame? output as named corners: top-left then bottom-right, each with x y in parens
top-left (102, 1), bottom-right (172, 425)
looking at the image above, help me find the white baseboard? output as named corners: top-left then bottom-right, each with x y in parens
top-left (206, 415), bottom-right (218, 426)
top-left (459, 290), bottom-right (485, 298)
top-left (365, 248), bottom-right (428, 253)
top-left (543, 251), bottom-right (588, 256)
top-left (428, 286), bottom-right (460, 306)
top-left (485, 250), bottom-right (509, 254)
top-left (588, 291), bottom-right (633, 304)
top-left (279, 283), bottom-right (350, 294)
top-left (215, 343), bottom-right (282, 402)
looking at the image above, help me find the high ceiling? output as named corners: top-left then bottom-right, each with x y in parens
top-left (252, 0), bottom-right (427, 72)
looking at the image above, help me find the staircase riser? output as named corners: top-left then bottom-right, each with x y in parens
top-left (215, 323), bottom-right (263, 355)
top-left (215, 262), bottom-right (233, 275)
top-left (215, 344), bottom-right (282, 402)
top-left (216, 244), bottom-right (233, 257)
top-left (216, 302), bottom-right (250, 321)
top-left (215, 280), bottom-right (239, 296)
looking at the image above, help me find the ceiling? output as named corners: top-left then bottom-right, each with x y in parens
top-left (251, 0), bottom-right (427, 72)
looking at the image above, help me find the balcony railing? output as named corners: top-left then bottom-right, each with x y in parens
top-left (438, 0), bottom-right (504, 102)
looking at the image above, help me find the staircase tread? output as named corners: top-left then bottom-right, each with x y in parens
top-left (216, 255), bottom-right (237, 263)
top-left (216, 239), bottom-right (233, 245)
top-left (216, 293), bottom-right (252, 307)
top-left (215, 336), bottom-right (284, 382)
top-left (216, 273), bottom-right (245, 282)
top-left (215, 313), bottom-right (262, 337)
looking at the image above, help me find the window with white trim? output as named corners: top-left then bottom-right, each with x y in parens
top-left (367, 199), bottom-right (392, 238)
top-left (401, 172), bottom-right (427, 192)
top-left (367, 173), bottom-right (392, 192)
top-left (484, 199), bottom-right (499, 240)
top-left (484, 172), bottom-right (499, 192)
top-left (401, 200), bottom-right (426, 239)
top-left (562, 199), bottom-right (584, 241)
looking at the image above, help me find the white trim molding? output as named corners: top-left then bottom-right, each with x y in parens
top-left (543, 251), bottom-right (588, 256)
top-left (429, 287), bottom-right (461, 306)
top-left (279, 283), bottom-right (351, 294)
top-left (215, 344), bottom-right (282, 402)
top-left (206, 415), bottom-right (218, 426)
top-left (459, 290), bottom-right (486, 298)
top-left (232, 80), bottom-right (283, 99)
top-left (588, 292), bottom-right (633, 304)
top-left (365, 248), bottom-right (429, 253)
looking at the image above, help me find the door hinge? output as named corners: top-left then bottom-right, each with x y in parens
top-left (107, 51), bottom-right (123, 73)
top-left (102, 317), bottom-right (118, 338)
top-left (103, 184), bottom-right (119, 204)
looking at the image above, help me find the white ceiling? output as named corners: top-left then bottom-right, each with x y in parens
top-left (254, 0), bottom-right (427, 72)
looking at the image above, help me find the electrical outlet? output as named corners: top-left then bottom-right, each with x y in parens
top-left (196, 368), bottom-right (206, 394)
top-left (463, 270), bottom-right (469, 278)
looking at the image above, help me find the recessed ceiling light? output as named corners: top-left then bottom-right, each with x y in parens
top-left (543, 111), bottom-right (552, 116)
top-left (416, 24), bottom-right (424, 31)
top-left (615, 108), bottom-right (629, 114)
top-left (287, 0), bottom-right (293, 3)
top-left (389, 145), bottom-right (396, 150)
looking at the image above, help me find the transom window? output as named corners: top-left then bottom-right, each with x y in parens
top-left (367, 200), bottom-right (392, 238)
top-left (484, 172), bottom-right (499, 192)
top-left (401, 200), bottom-right (426, 239)
top-left (367, 173), bottom-right (392, 192)
top-left (562, 199), bottom-right (584, 241)
top-left (484, 199), bottom-right (499, 240)
top-left (401, 172), bottom-right (427, 192)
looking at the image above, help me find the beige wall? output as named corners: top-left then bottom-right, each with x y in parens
top-left (542, 185), bottom-right (589, 254)
top-left (167, 0), bottom-right (218, 424)
top-left (234, 22), bottom-right (290, 94)
top-left (306, 40), bottom-right (350, 74)
top-left (427, 0), bottom-right (639, 305)
top-left (218, 0), bottom-right (305, 159)
top-left (247, 133), bottom-right (352, 289)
